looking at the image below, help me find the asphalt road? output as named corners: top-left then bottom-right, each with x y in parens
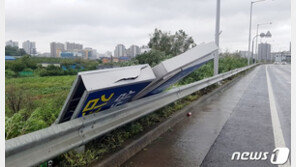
top-left (122, 64), bottom-right (291, 167)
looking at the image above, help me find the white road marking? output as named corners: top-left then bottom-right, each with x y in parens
top-left (266, 65), bottom-right (290, 167)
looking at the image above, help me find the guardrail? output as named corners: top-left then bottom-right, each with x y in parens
top-left (5, 64), bottom-right (257, 167)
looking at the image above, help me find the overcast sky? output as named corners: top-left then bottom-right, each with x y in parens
top-left (5, 0), bottom-right (291, 54)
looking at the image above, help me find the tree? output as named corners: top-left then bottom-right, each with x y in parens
top-left (5, 55), bottom-right (37, 73)
top-left (148, 29), bottom-right (196, 56)
top-left (135, 50), bottom-right (170, 67)
top-left (5, 46), bottom-right (19, 56)
top-left (18, 48), bottom-right (27, 56)
top-left (20, 55), bottom-right (38, 69)
top-left (5, 46), bottom-right (27, 56)
top-left (6, 60), bottom-right (26, 72)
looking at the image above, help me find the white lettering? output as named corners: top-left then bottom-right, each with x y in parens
top-left (249, 152), bottom-right (262, 160)
top-left (241, 152), bottom-right (250, 160)
top-left (231, 152), bottom-right (241, 160)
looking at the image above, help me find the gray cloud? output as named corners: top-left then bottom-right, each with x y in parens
top-left (5, 0), bottom-right (291, 53)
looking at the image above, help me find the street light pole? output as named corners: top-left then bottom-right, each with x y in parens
top-left (215, 0), bottom-right (220, 47)
top-left (214, 0), bottom-right (220, 75)
top-left (255, 24), bottom-right (259, 59)
top-left (247, 2), bottom-right (253, 65)
top-left (252, 34), bottom-right (261, 62)
top-left (247, 0), bottom-right (266, 65)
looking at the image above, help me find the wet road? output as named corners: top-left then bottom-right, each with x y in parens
top-left (122, 64), bottom-right (291, 167)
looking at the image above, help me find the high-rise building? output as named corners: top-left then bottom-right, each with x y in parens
top-left (258, 43), bottom-right (271, 62)
top-left (85, 48), bottom-right (98, 60)
top-left (127, 45), bottom-right (140, 57)
top-left (50, 42), bottom-right (65, 57)
top-left (72, 51), bottom-right (83, 57)
top-left (65, 42), bottom-right (83, 51)
top-left (6, 40), bottom-right (19, 48)
top-left (92, 49), bottom-right (98, 59)
top-left (114, 44), bottom-right (127, 57)
top-left (83, 47), bottom-right (93, 59)
top-left (22, 40), bottom-right (36, 55)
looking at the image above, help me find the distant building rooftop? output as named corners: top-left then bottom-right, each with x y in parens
top-left (39, 62), bottom-right (61, 67)
top-left (119, 57), bottom-right (130, 60)
top-left (5, 55), bottom-right (16, 61)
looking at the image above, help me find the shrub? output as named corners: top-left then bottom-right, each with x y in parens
top-left (135, 50), bottom-right (171, 67)
top-left (5, 86), bottom-right (34, 114)
top-left (8, 60), bottom-right (26, 72)
top-left (5, 86), bottom-right (24, 114)
top-left (62, 150), bottom-right (98, 166)
top-left (5, 69), bottom-right (17, 78)
top-left (22, 105), bottom-right (57, 134)
top-left (23, 116), bottom-right (48, 134)
top-left (39, 65), bottom-right (64, 76)
top-left (5, 113), bottom-right (25, 139)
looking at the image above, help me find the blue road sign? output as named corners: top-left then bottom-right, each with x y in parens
top-left (76, 81), bottom-right (151, 117)
top-left (56, 64), bottom-right (155, 123)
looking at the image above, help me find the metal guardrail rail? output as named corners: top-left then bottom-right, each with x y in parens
top-left (5, 64), bottom-right (257, 167)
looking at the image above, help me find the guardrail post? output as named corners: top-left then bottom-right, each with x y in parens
top-left (75, 145), bottom-right (85, 153)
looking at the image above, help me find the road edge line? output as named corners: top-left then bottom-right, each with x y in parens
top-left (266, 65), bottom-right (290, 167)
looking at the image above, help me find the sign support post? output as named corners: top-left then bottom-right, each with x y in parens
top-left (214, 0), bottom-right (220, 75)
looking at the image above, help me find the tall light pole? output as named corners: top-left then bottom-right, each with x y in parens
top-left (255, 22), bottom-right (272, 58)
top-left (247, 0), bottom-right (266, 65)
top-left (214, 0), bottom-right (221, 75)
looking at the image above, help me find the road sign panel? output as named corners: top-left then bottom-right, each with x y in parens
top-left (56, 64), bottom-right (155, 123)
top-left (133, 42), bottom-right (218, 100)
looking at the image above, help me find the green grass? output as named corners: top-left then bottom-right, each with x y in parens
top-left (6, 75), bottom-right (76, 96)
top-left (5, 75), bottom-right (76, 139)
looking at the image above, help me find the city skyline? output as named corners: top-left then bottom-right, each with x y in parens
top-left (6, 39), bottom-right (146, 58)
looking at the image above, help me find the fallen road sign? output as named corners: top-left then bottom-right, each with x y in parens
top-left (133, 42), bottom-right (218, 100)
top-left (56, 64), bottom-right (155, 123)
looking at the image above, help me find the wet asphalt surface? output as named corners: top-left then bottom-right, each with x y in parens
top-left (121, 64), bottom-right (291, 167)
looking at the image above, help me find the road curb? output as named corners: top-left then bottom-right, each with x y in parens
top-left (92, 68), bottom-right (253, 167)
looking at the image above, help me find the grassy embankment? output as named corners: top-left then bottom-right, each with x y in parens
top-left (5, 75), bottom-right (76, 139)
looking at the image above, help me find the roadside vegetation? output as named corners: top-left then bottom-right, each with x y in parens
top-left (5, 55), bottom-right (100, 78)
top-left (5, 29), bottom-right (248, 166)
top-left (5, 75), bottom-right (75, 139)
